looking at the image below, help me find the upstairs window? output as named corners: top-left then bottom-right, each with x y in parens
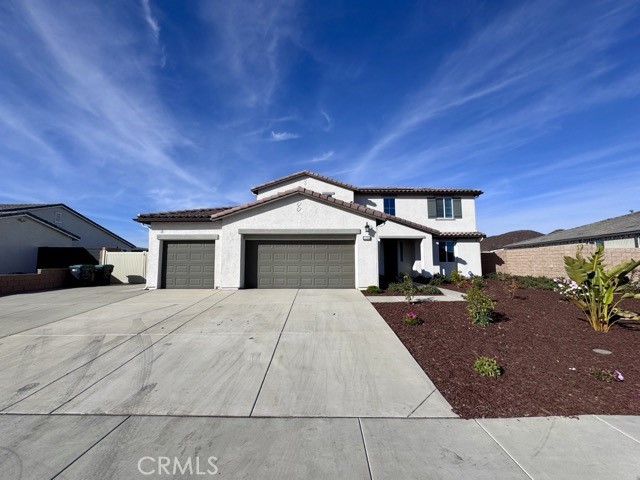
top-left (428, 198), bottom-right (462, 219)
top-left (438, 240), bottom-right (455, 263)
top-left (383, 198), bottom-right (396, 216)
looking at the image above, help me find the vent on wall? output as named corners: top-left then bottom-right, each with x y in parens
top-left (55, 212), bottom-right (62, 224)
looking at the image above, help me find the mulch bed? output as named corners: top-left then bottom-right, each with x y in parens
top-left (372, 279), bottom-right (640, 419)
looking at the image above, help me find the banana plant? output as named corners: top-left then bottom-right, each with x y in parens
top-left (563, 245), bottom-right (640, 332)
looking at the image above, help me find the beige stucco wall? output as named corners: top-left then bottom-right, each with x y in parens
top-left (0, 216), bottom-right (74, 274)
top-left (354, 194), bottom-right (477, 232)
top-left (482, 244), bottom-right (640, 278)
top-left (431, 238), bottom-right (482, 277)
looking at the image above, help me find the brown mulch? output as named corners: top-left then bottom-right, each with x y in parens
top-left (372, 279), bottom-right (640, 419)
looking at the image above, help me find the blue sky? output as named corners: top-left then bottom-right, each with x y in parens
top-left (1, 0), bottom-right (639, 247)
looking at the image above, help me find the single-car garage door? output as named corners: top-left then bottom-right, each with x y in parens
top-left (162, 241), bottom-right (215, 289)
top-left (245, 240), bottom-right (355, 289)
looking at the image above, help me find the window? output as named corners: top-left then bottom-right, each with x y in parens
top-left (438, 241), bottom-right (455, 263)
top-left (429, 197), bottom-right (462, 219)
top-left (54, 212), bottom-right (62, 224)
top-left (436, 198), bottom-right (453, 219)
top-left (383, 198), bottom-right (396, 216)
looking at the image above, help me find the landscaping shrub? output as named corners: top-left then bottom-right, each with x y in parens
top-left (485, 272), bottom-right (511, 281)
top-left (450, 270), bottom-right (465, 287)
top-left (428, 273), bottom-right (450, 286)
top-left (403, 311), bottom-right (421, 325)
top-left (388, 274), bottom-right (417, 302)
top-left (590, 367), bottom-right (624, 383)
top-left (466, 284), bottom-right (495, 326)
top-left (365, 285), bottom-right (382, 294)
top-left (415, 284), bottom-right (441, 295)
top-left (515, 275), bottom-right (556, 290)
top-left (473, 357), bottom-right (502, 377)
top-left (506, 277), bottom-right (519, 298)
top-left (561, 245), bottom-right (640, 332)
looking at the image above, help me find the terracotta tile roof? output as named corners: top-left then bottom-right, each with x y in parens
top-left (135, 207), bottom-right (233, 222)
top-left (210, 187), bottom-right (447, 236)
top-left (355, 187), bottom-right (483, 196)
top-left (249, 170), bottom-right (483, 197)
top-left (250, 170), bottom-right (358, 194)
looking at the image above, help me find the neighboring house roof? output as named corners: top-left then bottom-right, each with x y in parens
top-left (481, 230), bottom-right (544, 252)
top-left (135, 207), bottom-right (233, 222)
top-left (505, 211), bottom-right (640, 249)
top-left (0, 211), bottom-right (81, 240)
top-left (250, 170), bottom-right (483, 197)
top-left (208, 187), bottom-right (485, 238)
top-left (0, 203), bottom-right (136, 248)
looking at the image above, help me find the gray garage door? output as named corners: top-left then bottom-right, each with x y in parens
top-left (245, 240), bottom-right (355, 289)
top-left (162, 241), bottom-right (215, 289)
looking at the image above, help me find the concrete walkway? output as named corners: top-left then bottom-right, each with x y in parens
top-left (2, 286), bottom-right (639, 479)
top-left (366, 287), bottom-right (466, 303)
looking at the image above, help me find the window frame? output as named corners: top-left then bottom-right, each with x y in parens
top-left (383, 197), bottom-right (396, 216)
top-left (436, 197), bottom-right (454, 219)
top-left (438, 240), bottom-right (455, 263)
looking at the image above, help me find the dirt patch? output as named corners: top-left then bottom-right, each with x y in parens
top-left (372, 279), bottom-right (640, 419)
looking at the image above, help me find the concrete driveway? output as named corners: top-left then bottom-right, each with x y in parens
top-left (0, 286), bottom-right (452, 417)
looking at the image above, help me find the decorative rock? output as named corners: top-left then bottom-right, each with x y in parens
top-left (592, 348), bottom-right (612, 355)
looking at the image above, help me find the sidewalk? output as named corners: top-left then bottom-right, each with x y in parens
top-left (2, 414), bottom-right (639, 479)
top-left (366, 287), bottom-right (466, 303)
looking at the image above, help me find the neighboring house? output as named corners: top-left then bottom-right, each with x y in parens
top-left (481, 230), bottom-right (543, 252)
top-left (135, 170), bottom-right (484, 289)
top-left (0, 204), bottom-right (136, 274)
top-left (504, 211), bottom-right (640, 250)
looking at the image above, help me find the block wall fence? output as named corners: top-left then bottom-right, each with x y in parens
top-left (482, 244), bottom-right (640, 278)
top-left (0, 268), bottom-right (70, 294)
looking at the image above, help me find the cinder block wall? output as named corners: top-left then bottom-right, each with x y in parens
top-left (482, 244), bottom-right (640, 278)
top-left (0, 268), bottom-right (70, 294)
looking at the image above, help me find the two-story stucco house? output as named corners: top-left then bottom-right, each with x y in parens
top-left (135, 171), bottom-right (484, 289)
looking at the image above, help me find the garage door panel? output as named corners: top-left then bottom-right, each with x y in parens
top-left (246, 240), bottom-right (355, 289)
top-left (162, 241), bottom-right (215, 289)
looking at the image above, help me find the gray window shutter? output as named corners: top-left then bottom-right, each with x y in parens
top-left (453, 198), bottom-right (462, 218)
top-left (428, 198), bottom-right (437, 218)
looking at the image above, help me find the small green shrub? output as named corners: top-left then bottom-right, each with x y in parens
top-left (403, 311), bottom-right (421, 325)
top-left (428, 273), bottom-right (449, 286)
top-left (466, 285), bottom-right (495, 326)
top-left (473, 357), bottom-right (502, 377)
top-left (415, 284), bottom-right (442, 295)
top-left (515, 275), bottom-right (556, 290)
top-left (590, 367), bottom-right (624, 383)
top-left (485, 272), bottom-right (511, 281)
top-left (469, 275), bottom-right (486, 289)
top-left (449, 270), bottom-right (465, 286)
top-left (365, 285), bottom-right (382, 294)
top-left (388, 274), bottom-right (417, 302)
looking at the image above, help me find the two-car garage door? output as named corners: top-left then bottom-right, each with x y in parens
top-left (245, 240), bottom-right (355, 289)
top-left (161, 239), bottom-right (355, 289)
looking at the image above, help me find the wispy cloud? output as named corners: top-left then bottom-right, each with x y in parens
top-left (271, 130), bottom-right (299, 141)
top-left (304, 150), bottom-right (334, 164)
top-left (199, 0), bottom-right (300, 107)
top-left (354, 0), bottom-right (640, 178)
top-left (320, 109), bottom-right (333, 131)
top-left (141, 0), bottom-right (160, 40)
